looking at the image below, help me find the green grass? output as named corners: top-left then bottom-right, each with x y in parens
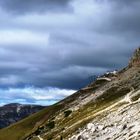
top-left (0, 104), bottom-right (64, 140)
top-left (0, 107), bottom-right (50, 140)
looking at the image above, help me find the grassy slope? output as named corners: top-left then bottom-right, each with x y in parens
top-left (0, 67), bottom-right (139, 140)
top-left (42, 86), bottom-right (131, 140)
top-left (0, 104), bottom-right (65, 140)
top-left (0, 107), bottom-right (48, 140)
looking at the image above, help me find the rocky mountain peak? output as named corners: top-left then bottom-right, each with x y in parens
top-left (129, 47), bottom-right (140, 67)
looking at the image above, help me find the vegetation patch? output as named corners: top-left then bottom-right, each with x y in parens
top-left (64, 110), bottom-right (72, 117)
top-left (96, 86), bottom-right (130, 104)
top-left (46, 121), bottom-right (55, 129)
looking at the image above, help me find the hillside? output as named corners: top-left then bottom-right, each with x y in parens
top-left (0, 48), bottom-right (140, 140)
top-left (0, 103), bottom-right (45, 129)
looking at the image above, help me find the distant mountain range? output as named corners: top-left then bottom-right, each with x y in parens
top-left (0, 103), bottom-right (45, 129)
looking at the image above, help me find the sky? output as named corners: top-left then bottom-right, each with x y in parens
top-left (0, 0), bottom-right (140, 106)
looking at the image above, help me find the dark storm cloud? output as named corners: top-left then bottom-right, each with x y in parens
top-left (107, 1), bottom-right (140, 34)
top-left (0, 0), bottom-right (140, 105)
top-left (0, 0), bottom-right (72, 14)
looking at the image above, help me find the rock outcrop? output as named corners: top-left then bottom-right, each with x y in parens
top-left (129, 47), bottom-right (140, 67)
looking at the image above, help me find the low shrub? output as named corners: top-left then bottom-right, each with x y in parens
top-left (64, 110), bottom-right (72, 117)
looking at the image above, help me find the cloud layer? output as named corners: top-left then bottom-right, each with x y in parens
top-left (0, 87), bottom-right (75, 106)
top-left (0, 0), bottom-right (140, 105)
top-left (0, 0), bottom-right (72, 14)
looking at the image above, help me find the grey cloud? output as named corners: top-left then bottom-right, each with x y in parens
top-left (0, 0), bottom-right (72, 14)
top-left (0, 0), bottom-right (140, 92)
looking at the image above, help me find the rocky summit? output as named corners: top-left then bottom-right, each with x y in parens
top-left (129, 47), bottom-right (140, 67)
top-left (0, 48), bottom-right (140, 140)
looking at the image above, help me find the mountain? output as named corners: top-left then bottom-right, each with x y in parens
top-left (0, 103), bottom-right (45, 129)
top-left (0, 47), bottom-right (140, 140)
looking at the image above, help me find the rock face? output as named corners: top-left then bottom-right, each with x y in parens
top-left (129, 47), bottom-right (140, 67)
top-left (0, 103), bottom-right (45, 129)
